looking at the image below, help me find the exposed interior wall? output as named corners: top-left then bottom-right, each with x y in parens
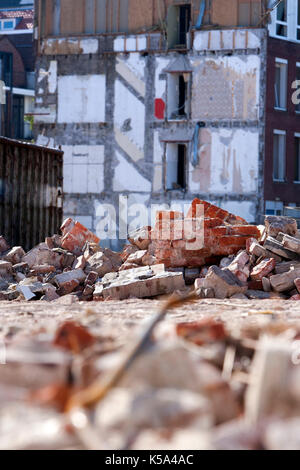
top-left (38, 0), bottom-right (266, 38)
top-left (34, 20), bottom-right (266, 245)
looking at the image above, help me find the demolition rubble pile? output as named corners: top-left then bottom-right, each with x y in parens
top-left (0, 198), bottom-right (300, 303)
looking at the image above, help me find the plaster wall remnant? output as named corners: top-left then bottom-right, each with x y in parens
top-left (34, 20), bottom-right (267, 248)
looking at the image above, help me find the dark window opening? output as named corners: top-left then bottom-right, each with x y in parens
top-left (0, 52), bottom-right (13, 88)
top-left (178, 75), bottom-right (187, 116)
top-left (179, 5), bottom-right (191, 46)
top-left (166, 143), bottom-right (186, 190)
top-left (276, 0), bottom-right (287, 37)
top-left (177, 144), bottom-right (186, 188)
top-left (167, 72), bottom-right (190, 120)
top-left (167, 3), bottom-right (191, 49)
top-left (12, 95), bottom-right (24, 140)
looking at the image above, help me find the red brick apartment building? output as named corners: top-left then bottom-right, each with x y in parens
top-left (265, 0), bottom-right (300, 221)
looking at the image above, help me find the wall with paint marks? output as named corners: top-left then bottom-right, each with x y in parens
top-left (34, 26), bottom-right (267, 246)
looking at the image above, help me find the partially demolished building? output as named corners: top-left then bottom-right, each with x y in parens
top-left (33, 0), bottom-right (300, 247)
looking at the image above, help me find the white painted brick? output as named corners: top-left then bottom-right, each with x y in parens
top-left (79, 38), bottom-right (98, 54)
top-left (114, 37), bottom-right (125, 52)
top-left (63, 164), bottom-right (73, 193)
top-left (125, 37), bottom-right (136, 52)
top-left (72, 164), bottom-right (88, 194)
top-left (87, 164), bottom-right (104, 193)
top-left (137, 36), bottom-right (147, 51)
top-left (58, 75), bottom-right (106, 124)
top-left (88, 146), bottom-right (105, 164)
top-left (113, 151), bottom-right (151, 193)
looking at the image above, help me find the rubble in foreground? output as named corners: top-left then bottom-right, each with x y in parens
top-left (0, 200), bottom-right (299, 449)
top-left (0, 199), bottom-right (299, 303)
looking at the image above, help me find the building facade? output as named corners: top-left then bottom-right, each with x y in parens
top-left (265, 0), bottom-right (300, 221)
top-left (0, 0), bottom-right (35, 139)
top-left (33, 0), bottom-right (300, 246)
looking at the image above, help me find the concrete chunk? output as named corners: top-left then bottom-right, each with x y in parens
top-left (265, 216), bottom-right (297, 238)
top-left (3, 246), bottom-right (25, 265)
top-left (264, 237), bottom-right (299, 260)
top-left (270, 268), bottom-right (300, 293)
top-left (55, 269), bottom-right (86, 290)
top-left (202, 266), bottom-right (247, 299)
top-left (103, 271), bottom-right (185, 300)
top-left (282, 234), bottom-right (300, 255)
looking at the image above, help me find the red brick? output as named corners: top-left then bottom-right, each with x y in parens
top-left (156, 211), bottom-right (184, 221)
top-left (61, 219), bottom-right (100, 255)
top-left (210, 227), bottom-right (228, 237)
top-left (186, 199), bottom-right (248, 225)
top-left (186, 199), bottom-right (210, 218)
top-left (251, 258), bottom-right (276, 281)
top-left (219, 235), bottom-right (248, 246)
top-left (248, 280), bottom-right (263, 291)
top-left (172, 240), bottom-right (187, 250)
top-left (53, 321), bottom-right (95, 353)
top-left (246, 237), bottom-right (258, 253)
top-left (151, 240), bottom-right (172, 249)
top-left (206, 206), bottom-right (229, 220)
top-left (176, 319), bottom-right (227, 346)
top-left (227, 225), bottom-right (261, 237)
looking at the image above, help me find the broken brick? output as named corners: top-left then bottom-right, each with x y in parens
top-left (128, 226), bottom-right (152, 251)
top-left (176, 319), bottom-right (226, 346)
top-left (30, 265), bottom-right (56, 275)
top-left (3, 246), bottom-right (25, 265)
top-left (60, 218), bottom-right (100, 255)
top-left (53, 321), bottom-right (95, 354)
top-left (251, 258), bottom-right (276, 281)
top-left (55, 269), bottom-right (86, 295)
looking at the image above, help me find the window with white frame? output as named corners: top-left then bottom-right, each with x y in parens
top-left (295, 133), bottom-right (300, 182)
top-left (265, 200), bottom-right (284, 216)
top-left (275, 58), bottom-right (287, 110)
top-left (273, 130), bottom-right (286, 182)
top-left (270, 0), bottom-right (300, 42)
top-left (0, 19), bottom-right (16, 31)
top-left (276, 0), bottom-right (288, 37)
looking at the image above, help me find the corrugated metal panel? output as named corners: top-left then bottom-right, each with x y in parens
top-left (0, 137), bottom-right (63, 251)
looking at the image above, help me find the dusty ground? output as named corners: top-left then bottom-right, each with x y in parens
top-left (1, 298), bottom-right (300, 342)
top-left (1, 297), bottom-right (300, 450)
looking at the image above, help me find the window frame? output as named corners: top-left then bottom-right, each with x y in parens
top-left (265, 200), bottom-right (284, 216)
top-left (166, 71), bottom-right (191, 122)
top-left (269, 1), bottom-right (300, 43)
top-left (273, 129), bottom-right (287, 183)
top-left (274, 58), bottom-right (288, 111)
top-left (164, 141), bottom-right (188, 192)
top-left (0, 19), bottom-right (16, 31)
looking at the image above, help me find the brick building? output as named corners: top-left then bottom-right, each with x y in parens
top-left (33, 0), bottom-right (300, 247)
top-left (265, 0), bottom-right (300, 222)
top-left (0, 0), bottom-right (34, 139)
